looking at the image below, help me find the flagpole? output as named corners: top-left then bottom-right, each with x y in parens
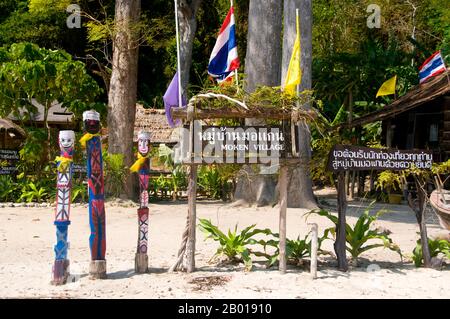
top-left (442, 53), bottom-right (450, 87)
top-left (231, 0), bottom-right (239, 89)
top-left (174, 0), bottom-right (183, 108)
top-left (295, 8), bottom-right (300, 102)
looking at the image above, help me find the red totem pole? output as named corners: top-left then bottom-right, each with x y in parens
top-left (130, 131), bottom-right (151, 273)
top-left (80, 110), bottom-right (107, 279)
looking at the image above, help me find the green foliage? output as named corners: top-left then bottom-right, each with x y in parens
top-left (71, 182), bottom-right (87, 203)
top-left (412, 238), bottom-right (450, 267)
top-left (28, 0), bottom-right (71, 14)
top-left (198, 218), bottom-right (272, 271)
top-left (103, 153), bottom-right (127, 198)
top-left (307, 208), bottom-right (402, 260)
top-left (0, 175), bottom-right (18, 202)
top-left (18, 128), bottom-right (47, 168)
top-left (19, 181), bottom-right (48, 203)
top-left (198, 165), bottom-right (237, 201)
top-left (0, 43), bottom-right (103, 126)
top-left (376, 171), bottom-right (403, 193)
top-left (198, 166), bottom-right (222, 199)
top-left (258, 230), bottom-right (328, 268)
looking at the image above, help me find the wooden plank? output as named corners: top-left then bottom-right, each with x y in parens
top-left (185, 164), bottom-right (198, 273)
top-left (442, 131), bottom-right (450, 140)
top-left (335, 172), bottom-right (348, 271)
top-left (310, 223), bottom-right (318, 279)
top-left (278, 165), bottom-right (288, 274)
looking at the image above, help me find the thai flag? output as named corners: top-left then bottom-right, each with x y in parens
top-left (419, 50), bottom-right (447, 84)
top-left (208, 6), bottom-right (240, 82)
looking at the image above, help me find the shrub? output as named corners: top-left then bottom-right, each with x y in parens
top-left (103, 152), bottom-right (127, 198)
top-left (412, 238), bottom-right (450, 267)
top-left (258, 230), bottom-right (329, 267)
top-left (198, 218), bottom-right (272, 271)
top-left (307, 207), bottom-right (402, 262)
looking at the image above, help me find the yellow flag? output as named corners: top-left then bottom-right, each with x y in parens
top-left (284, 13), bottom-right (301, 96)
top-left (376, 75), bottom-right (397, 98)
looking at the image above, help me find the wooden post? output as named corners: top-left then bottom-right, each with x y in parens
top-left (309, 223), bottom-right (318, 279)
top-left (335, 172), bottom-right (348, 271)
top-left (278, 164), bottom-right (288, 273)
top-left (51, 130), bottom-right (75, 285)
top-left (184, 164), bottom-right (198, 273)
top-left (132, 131), bottom-right (151, 273)
top-left (82, 110), bottom-right (107, 279)
top-left (408, 179), bottom-right (432, 268)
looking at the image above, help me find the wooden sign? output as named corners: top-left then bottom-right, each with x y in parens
top-left (0, 149), bottom-right (19, 161)
top-left (328, 145), bottom-right (433, 172)
top-left (0, 165), bottom-right (17, 175)
top-left (181, 125), bottom-right (293, 164)
top-left (72, 164), bottom-right (87, 174)
top-left (0, 149), bottom-right (19, 175)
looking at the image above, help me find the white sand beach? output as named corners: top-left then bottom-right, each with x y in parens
top-left (0, 193), bottom-right (449, 299)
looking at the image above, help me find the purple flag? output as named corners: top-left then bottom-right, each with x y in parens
top-left (163, 72), bottom-right (186, 127)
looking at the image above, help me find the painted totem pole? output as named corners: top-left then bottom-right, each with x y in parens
top-left (80, 110), bottom-right (107, 279)
top-left (130, 131), bottom-right (151, 273)
top-left (51, 130), bottom-right (75, 285)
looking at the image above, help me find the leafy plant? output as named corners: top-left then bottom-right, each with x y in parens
top-left (103, 152), bottom-right (127, 198)
top-left (307, 207), bottom-right (402, 261)
top-left (198, 218), bottom-right (272, 271)
top-left (198, 166), bottom-right (222, 199)
top-left (376, 171), bottom-right (403, 194)
top-left (259, 230), bottom-right (329, 268)
top-left (0, 175), bottom-right (17, 202)
top-left (171, 166), bottom-right (187, 200)
top-left (71, 182), bottom-right (88, 203)
top-left (19, 181), bottom-right (48, 203)
top-left (412, 238), bottom-right (450, 267)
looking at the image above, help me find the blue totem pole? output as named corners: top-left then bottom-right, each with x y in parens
top-left (52, 130), bottom-right (75, 285)
top-left (80, 110), bottom-right (107, 279)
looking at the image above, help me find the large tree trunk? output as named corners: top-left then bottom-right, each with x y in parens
top-left (107, 0), bottom-right (141, 199)
top-left (178, 0), bottom-right (202, 91)
top-left (233, 0), bottom-right (283, 206)
top-left (281, 0), bottom-right (316, 209)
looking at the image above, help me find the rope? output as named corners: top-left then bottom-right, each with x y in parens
top-left (169, 214), bottom-right (190, 272)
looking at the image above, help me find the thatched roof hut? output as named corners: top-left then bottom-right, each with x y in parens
top-left (0, 118), bottom-right (27, 149)
top-left (133, 104), bottom-right (179, 145)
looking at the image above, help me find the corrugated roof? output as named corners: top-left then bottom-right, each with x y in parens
top-left (8, 99), bottom-right (74, 124)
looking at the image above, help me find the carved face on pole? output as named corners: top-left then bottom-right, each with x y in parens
top-left (138, 131), bottom-right (151, 156)
top-left (59, 130), bottom-right (75, 153)
top-left (82, 110), bottom-right (101, 134)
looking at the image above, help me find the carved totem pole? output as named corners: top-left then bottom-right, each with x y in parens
top-left (130, 131), bottom-right (151, 273)
top-left (51, 130), bottom-right (75, 285)
top-left (80, 110), bottom-right (107, 279)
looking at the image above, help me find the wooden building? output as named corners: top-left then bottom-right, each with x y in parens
top-left (344, 70), bottom-right (450, 162)
top-left (7, 99), bottom-right (75, 129)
